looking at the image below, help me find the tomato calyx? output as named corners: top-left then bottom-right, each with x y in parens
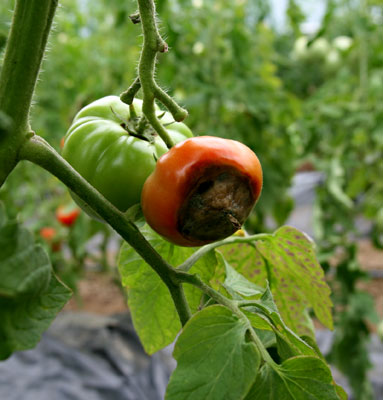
top-left (111, 104), bottom-right (164, 144)
top-left (177, 165), bottom-right (254, 242)
top-left (120, 121), bottom-right (150, 142)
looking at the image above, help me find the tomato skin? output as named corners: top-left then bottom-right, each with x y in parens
top-left (141, 136), bottom-right (263, 247)
top-left (62, 96), bottom-right (193, 213)
top-left (56, 205), bottom-right (80, 227)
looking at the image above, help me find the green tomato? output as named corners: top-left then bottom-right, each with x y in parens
top-left (308, 38), bottom-right (330, 59)
top-left (62, 96), bottom-right (193, 215)
top-left (325, 49), bottom-right (341, 73)
top-left (292, 36), bottom-right (309, 61)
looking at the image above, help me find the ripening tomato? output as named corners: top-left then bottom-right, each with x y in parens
top-left (141, 136), bottom-right (263, 247)
top-left (56, 204), bottom-right (81, 227)
top-left (62, 96), bottom-right (193, 215)
top-left (40, 227), bottom-right (56, 241)
top-left (39, 227), bottom-right (61, 252)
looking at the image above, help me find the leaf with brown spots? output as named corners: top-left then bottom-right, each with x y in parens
top-left (255, 226), bottom-right (333, 334)
top-left (220, 242), bottom-right (268, 288)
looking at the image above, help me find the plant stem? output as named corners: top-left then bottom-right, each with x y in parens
top-left (137, 0), bottom-right (175, 148)
top-left (246, 323), bottom-right (279, 368)
top-left (178, 233), bottom-right (271, 272)
top-left (19, 134), bottom-right (191, 326)
top-left (0, 0), bottom-right (58, 186)
top-left (0, 0), bottom-right (57, 131)
top-left (120, 77), bottom-right (141, 105)
top-left (124, 0), bottom-right (188, 148)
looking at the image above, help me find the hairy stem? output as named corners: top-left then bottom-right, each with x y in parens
top-left (120, 77), bottom-right (141, 105)
top-left (0, 0), bottom-right (57, 131)
top-left (19, 135), bottom-right (191, 326)
top-left (154, 86), bottom-right (188, 122)
top-left (137, 0), bottom-right (175, 148)
top-left (0, 0), bottom-right (58, 186)
top-left (121, 0), bottom-right (188, 148)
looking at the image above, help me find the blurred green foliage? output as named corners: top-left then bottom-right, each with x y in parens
top-left (1, 0), bottom-right (382, 397)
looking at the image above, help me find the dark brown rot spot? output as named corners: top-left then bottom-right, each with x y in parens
top-left (177, 165), bottom-right (255, 242)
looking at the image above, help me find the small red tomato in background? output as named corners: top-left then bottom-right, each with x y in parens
top-left (40, 227), bottom-right (56, 241)
top-left (56, 204), bottom-right (81, 227)
top-left (60, 137), bottom-right (65, 149)
top-left (39, 227), bottom-right (62, 252)
top-left (141, 136), bottom-right (263, 247)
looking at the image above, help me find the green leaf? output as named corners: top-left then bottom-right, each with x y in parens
top-left (0, 223), bottom-right (51, 298)
top-left (185, 249), bottom-right (217, 312)
top-left (222, 253), bottom-right (264, 298)
top-left (220, 241), bottom-right (268, 290)
top-left (118, 239), bottom-right (180, 355)
top-left (335, 384), bottom-right (348, 400)
top-left (256, 226), bottom-right (333, 334)
top-left (118, 225), bottom-right (217, 355)
top-left (0, 201), bottom-right (5, 227)
top-left (252, 328), bottom-right (276, 348)
top-left (166, 305), bottom-right (260, 400)
top-left (0, 274), bottom-right (72, 360)
top-left (0, 222), bottom-right (71, 359)
top-left (245, 286), bottom-right (317, 358)
top-left (328, 179), bottom-right (353, 209)
top-left (243, 310), bottom-right (273, 331)
top-left (328, 158), bottom-right (353, 209)
top-left (245, 356), bottom-right (341, 400)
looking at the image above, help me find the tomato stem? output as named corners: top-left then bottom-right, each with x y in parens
top-left (154, 86), bottom-right (188, 122)
top-left (121, 0), bottom-right (188, 148)
top-left (0, 0), bottom-right (58, 186)
top-left (120, 77), bottom-right (141, 105)
top-left (177, 233), bottom-right (271, 272)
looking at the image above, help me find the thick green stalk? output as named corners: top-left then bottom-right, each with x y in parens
top-left (0, 0), bottom-right (58, 185)
top-left (19, 135), bottom-right (192, 326)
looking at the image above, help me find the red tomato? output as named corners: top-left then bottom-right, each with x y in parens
top-left (40, 227), bottom-right (56, 241)
top-left (40, 227), bottom-right (62, 252)
top-left (141, 136), bottom-right (263, 246)
top-left (56, 204), bottom-right (81, 227)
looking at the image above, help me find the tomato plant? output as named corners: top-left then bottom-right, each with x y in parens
top-left (0, 1), bottom-right (350, 399)
top-left (62, 96), bottom-right (193, 213)
top-left (141, 136), bottom-right (262, 246)
top-left (56, 203), bottom-right (80, 227)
